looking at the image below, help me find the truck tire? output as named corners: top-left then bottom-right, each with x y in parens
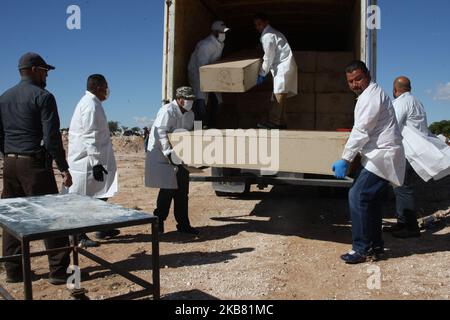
top-left (215, 183), bottom-right (251, 197)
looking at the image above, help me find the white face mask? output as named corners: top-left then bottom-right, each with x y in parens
top-left (183, 100), bottom-right (193, 112)
top-left (218, 33), bottom-right (226, 43)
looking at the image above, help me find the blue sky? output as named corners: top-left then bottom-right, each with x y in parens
top-left (0, 0), bottom-right (449, 128)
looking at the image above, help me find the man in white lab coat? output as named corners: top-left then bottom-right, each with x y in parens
top-left (385, 76), bottom-right (450, 238)
top-left (332, 61), bottom-right (406, 264)
top-left (145, 87), bottom-right (198, 235)
top-left (188, 21), bottom-right (230, 128)
top-left (254, 13), bottom-right (298, 130)
top-left (68, 74), bottom-right (119, 247)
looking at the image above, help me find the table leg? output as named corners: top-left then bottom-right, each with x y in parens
top-left (151, 221), bottom-right (160, 300)
top-left (70, 235), bottom-right (79, 267)
top-left (21, 241), bottom-right (33, 300)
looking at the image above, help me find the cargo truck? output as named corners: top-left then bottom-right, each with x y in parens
top-left (162, 0), bottom-right (378, 196)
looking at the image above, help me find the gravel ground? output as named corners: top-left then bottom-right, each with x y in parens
top-left (0, 142), bottom-right (449, 300)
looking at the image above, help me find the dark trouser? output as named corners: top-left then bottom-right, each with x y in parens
top-left (1, 156), bottom-right (70, 278)
top-left (349, 168), bottom-right (389, 255)
top-left (193, 94), bottom-right (220, 128)
top-left (144, 138), bottom-right (149, 153)
top-left (154, 166), bottom-right (190, 228)
top-left (94, 198), bottom-right (119, 239)
top-left (268, 93), bottom-right (288, 126)
top-left (394, 162), bottom-right (419, 229)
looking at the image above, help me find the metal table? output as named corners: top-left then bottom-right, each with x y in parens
top-left (0, 194), bottom-right (159, 300)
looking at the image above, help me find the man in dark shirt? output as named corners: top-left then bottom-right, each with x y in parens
top-left (0, 52), bottom-right (73, 285)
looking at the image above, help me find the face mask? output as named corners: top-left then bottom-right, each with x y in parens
top-left (183, 100), bottom-right (193, 112)
top-left (218, 33), bottom-right (226, 43)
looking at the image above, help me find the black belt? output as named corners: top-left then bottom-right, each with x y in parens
top-left (5, 153), bottom-right (44, 159)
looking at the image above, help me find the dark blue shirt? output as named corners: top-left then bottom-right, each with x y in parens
top-left (0, 79), bottom-right (69, 172)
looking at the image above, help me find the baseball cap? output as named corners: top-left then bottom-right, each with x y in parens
top-left (211, 21), bottom-right (230, 33)
top-left (18, 52), bottom-right (55, 71)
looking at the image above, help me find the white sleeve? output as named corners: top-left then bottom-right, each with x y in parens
top-left (80, 104), bottom-right (102, 167)
top-left (394, 101), bottom-right (408, 130)
top-left (260, 34), bottom-right (276, 76)
top-left (155, 112), bottom-right (175, 157)
top-left (342, 95), bottom-right (382, 162)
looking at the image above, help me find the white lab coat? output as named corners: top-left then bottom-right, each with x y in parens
top-left (393, 92), bottom-right (450, 182)
top-left (68, 91), bottom-right (118, 198)
top-left (145, 100), bottom-right (195, 189)
top-left (260, 25), bottom-right (298, 97)
top-left (188, 34), bottom-right (224, 102)
top-left (342, 82), bottom-right (406, 187)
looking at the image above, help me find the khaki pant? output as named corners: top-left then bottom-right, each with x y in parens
top-left (268, 93), bottom-right (288, 126)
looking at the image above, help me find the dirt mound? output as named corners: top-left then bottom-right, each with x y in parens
top-left (112, 136), bottom-right (145, 154)
top-left (62, 135), bottom-right (145, 154)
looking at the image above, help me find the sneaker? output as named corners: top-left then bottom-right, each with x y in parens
top-left (95, 229), bottom-right (121, 240)
top-left (79, 238), bottom-right (100, 248)
top-left (176, 225), bottom-right (200, 235)
top-left (257, 122), bottom-right (287, 130)
top-left (383, 223), bottom-right (405, 233)
top-left (392, 228), bottom-right (421, 239)
top-left (340, 251), bottom-right (368, 265)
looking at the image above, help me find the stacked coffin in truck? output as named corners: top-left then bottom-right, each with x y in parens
top-left (200, 50), bottom-right (356, 131)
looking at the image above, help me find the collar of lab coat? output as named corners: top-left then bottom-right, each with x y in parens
top-left (261, 25), bottom-right (272, 38)
top-left (394, 91), bottom-right (411, 102)
top-left (85, 90), bottom-right (102, 104)
top-left (356, 81), bottom-right (376, 100)
top-left (171, 100), bottom-right (184, 118)
top-left (208, 34), bottom-right (221, 46)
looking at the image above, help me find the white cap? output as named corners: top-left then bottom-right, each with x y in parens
top-left (211, 21), bottom-right (230, 33)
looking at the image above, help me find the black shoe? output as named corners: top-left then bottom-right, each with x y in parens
top-left (48, 274), bottom-right (69, 286)
top-left (368, 247), bottom-right (385, 261)
top-left (392, 228), bottom-right (421, 239)
top-left (79, 237), bottom-right (100, 248)
top-left (340, 251), bottom-right (368, 265)
top-left (50, 270), bottom-right (89, 286)
top-left (6, 273), bottom-right (23, 284)
top-left (176, 225), bottom-right (200, 235)
top-left (257, 122), bottom-right (287, 130)
top-left (158, 221), bottom-right (164, 234)
top-left (383, 223), bottom-right (405, 233)
top-left (95, 229), bottom-right (121, 240)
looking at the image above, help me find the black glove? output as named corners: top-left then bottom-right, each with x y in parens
top-left (93, 165), bottom-right (108, 182)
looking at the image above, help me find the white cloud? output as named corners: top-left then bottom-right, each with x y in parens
top-left (134, 116), bottom-right (154, 128)
top-left (433, 83), bottom-right (450, 101)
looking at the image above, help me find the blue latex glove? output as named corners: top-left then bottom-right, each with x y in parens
top-left (257, 75), bottom-right (266, 86)
top-left (332, 160), bottom-right (349, 179)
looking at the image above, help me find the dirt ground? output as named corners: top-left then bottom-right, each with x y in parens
top-left (0, 137), bottom-right (449, 300)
